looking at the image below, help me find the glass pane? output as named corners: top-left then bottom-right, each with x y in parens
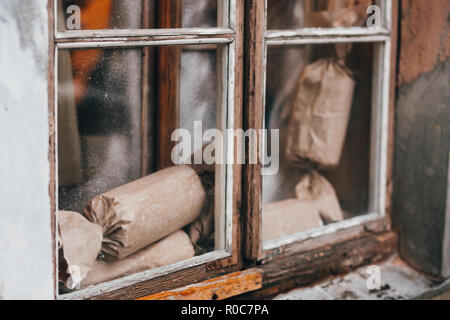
top-left (58, 48), bottom-right (143, 213)
top-left (267, 0), bottom-right (385, 30)
top-left (57, 0), bottom-right (220, 31)
top-left (182, 0), bottom-right (219, 28)
top-left (179, 46), bottom-right (220, 254)
top-left (57, 45), bottom-right (224, 293)
top-left (180, 48), bottom-right (218, 149)
top-left (262, 42), bottom-right (375, 243)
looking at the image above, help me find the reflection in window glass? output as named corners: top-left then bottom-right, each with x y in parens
top-left (267, 0), bottom-right (384, 30)
top-left (262, 42), bottom-right (374, 242)
top-left (57, 46), bottom-right (221, 293)
top-left (57, 0), bottom-right (143, 30)
top-left (57, 0), bottom-right (219, 31)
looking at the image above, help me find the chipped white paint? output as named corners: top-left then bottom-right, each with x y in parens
top-left (57, 38), bottom-right (233, 49)
top-left (56, 27), bottom-right (236, 40)
top-left (60, 250), bottom-right (230, 300)
top-left (262, 212), bottom-right (383, 251)
top-left (266, 34), bottom-right (389, 46)
top-left (265, 27), bottom-right (390, 39)
top-left (0, 2), bottom-right (54, 299)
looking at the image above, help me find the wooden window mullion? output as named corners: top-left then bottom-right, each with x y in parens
top-left (141, 0), bottom-right (155, 175)
top-left (156, 0), bottom-right (182, 170)
top-left (243, 0), bottom-right (265, 262)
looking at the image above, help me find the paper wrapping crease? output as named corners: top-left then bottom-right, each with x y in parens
top-left (285, 59), bottom-right (355, 168)
top-left (58, 211), bottom-right (103, 289)
top-left (81, 230), bottom-right (194, 288)
top-left (83, 165), bottom-right (206, 260)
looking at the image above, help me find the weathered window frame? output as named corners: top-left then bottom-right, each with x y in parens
top-left (47, 0), bottom-right (399, 300)
top-left (243, 0), bottom-right (398, 264)
top-left (50, 0), bottom-right (244, 300)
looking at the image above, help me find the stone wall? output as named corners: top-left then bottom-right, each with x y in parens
top-left (394, 0), bottom-right (450, 279)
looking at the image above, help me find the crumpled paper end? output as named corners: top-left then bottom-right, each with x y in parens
top-left (295, 171), bottom-right (344, 223)
top-left (81, 230), bottom-right (195, 288)
top-left (58, 210), bottom-right (103, 290)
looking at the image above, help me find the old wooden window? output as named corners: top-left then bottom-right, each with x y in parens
top-left (244, 0), bottom-right (395, 263)
top-left (53, 0), bottom-right (243, 299)
top-left (50, 0), bottom-right (397, 300)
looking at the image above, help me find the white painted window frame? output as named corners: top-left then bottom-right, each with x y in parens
top-left (261, 0), bottom-right (393, 254)
top-left (53, 0), bottom-right (237, 300)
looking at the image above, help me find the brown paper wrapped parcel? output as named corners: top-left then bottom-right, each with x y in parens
top-left (83, 165), bottom-right (206, 260)
top-left (262, 171), bottom-right (344, 241)
top-left (263, 200), bottom-right (323, 241)
top-left (59, 210), bottom-right (195, 289)
top-left (295, 170), bottom-right (344, 223)
top-left (304, 0), bottom-right (372, 60)
top-left (285, 59), bottom-right (355, 168)
top-left (58, 210), bottom-right (103, 289)
top-left (82, 230), bottom-right (194, 288)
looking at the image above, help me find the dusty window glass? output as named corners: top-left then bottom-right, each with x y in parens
top-left (57, 45), bottom-right (222, 293)
top-left (57, 0), bottom-right (219, 31)
top-left (262, 42), bottom-right (374, 243)
top-left (58, 48), bottom-right (143, 213)
top-left (180, 48), bottom-right (218, 148)
top-left (267, 0), bottom-right (385, 30)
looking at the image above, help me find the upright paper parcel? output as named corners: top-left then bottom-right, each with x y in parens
top-left (285, 58), bottom-right (355, 168)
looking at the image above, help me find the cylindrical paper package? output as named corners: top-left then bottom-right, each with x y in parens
top-left (83, 165), bottom-right (206, 260)
top-left (185, 170), bottom-right (215, 247)
top-left (81, 230), bottom-right (194, 288)
top-left (285, 59), bottom-right (355, 168)
top-left (58, 211), bottom-right (103, 289)
top-left (295, 170), bottom-right (344, 223)
top-left (262, 171), bottom-right (344, 242)
top-left (263, 199), bottom-right (323, 242)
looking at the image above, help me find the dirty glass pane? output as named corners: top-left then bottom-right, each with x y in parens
top-left (58, 48), bottom-right (143, 213)
top-left (56, 0), bottom-right (220, 31)
top-left (267, 0), bottom-right (385, 30)
top-left (262, 42), bottom-right (374, 243)
top-left (57, 45), bottom-right (223, 293)
top-left (182, 0), bottom-right (219, 28)
top-left (180, 48), bottom-right (218, 149)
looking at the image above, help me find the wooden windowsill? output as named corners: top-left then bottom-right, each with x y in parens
top-left (138, 269), bottom-right (263, 300)
top-left (135, 231), bottom-right (397, 300)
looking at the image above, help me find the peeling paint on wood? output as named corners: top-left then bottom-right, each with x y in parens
top-left (137, 269), bottom-right (263, 300)
top-left (235, 231), bottom-right (397, 299)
